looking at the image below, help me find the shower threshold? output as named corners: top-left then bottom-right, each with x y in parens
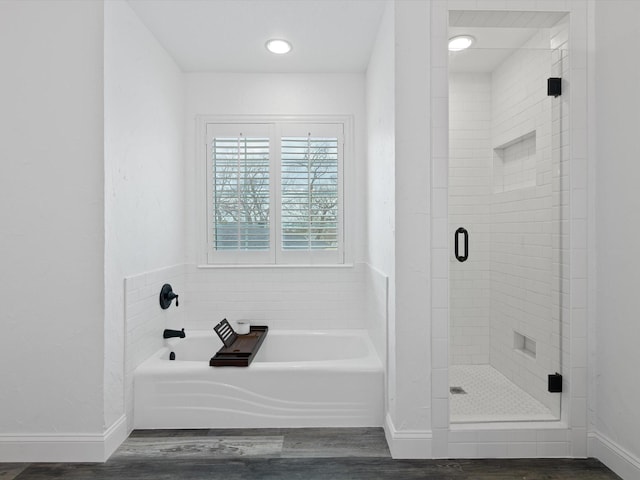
top-left (450, 364), bottom-right (557, 423)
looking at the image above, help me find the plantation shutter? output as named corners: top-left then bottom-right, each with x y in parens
top-left (207, 124), bottom-right (274, 263)
top-left (205, 120), bottom-right (344, 265)
top-left (279, 124), bottom-right (343, 264)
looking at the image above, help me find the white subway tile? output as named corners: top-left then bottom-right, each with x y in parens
top-left (449, 443), bottom-right (478, 458)
top-left (507, 442), bottom-right (539, 458)
top-left (478, 442), bottom-right (508, 458)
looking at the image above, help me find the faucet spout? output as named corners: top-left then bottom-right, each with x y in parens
top-left (163, 328), bottom-right (185, 339)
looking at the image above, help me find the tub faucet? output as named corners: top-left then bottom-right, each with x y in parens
top-left (163, 328), bottom-right (185, 339)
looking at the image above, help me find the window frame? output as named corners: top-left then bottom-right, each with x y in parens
top-left (197, 115), bottom-right (352, 267)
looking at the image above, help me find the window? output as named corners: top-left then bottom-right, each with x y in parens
top-left (204, 119), bottom-right (346, 265)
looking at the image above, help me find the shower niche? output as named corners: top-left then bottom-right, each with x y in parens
top-left (448, 10), bottom-right (569, 423)
top-left (492, 131), bottom-right (537, 194)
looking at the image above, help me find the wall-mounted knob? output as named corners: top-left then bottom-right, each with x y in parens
top-left (159, 283), bottom-right (179, 309)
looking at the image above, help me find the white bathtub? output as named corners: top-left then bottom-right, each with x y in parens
top-left (133, 329), bottom-right (384, 429)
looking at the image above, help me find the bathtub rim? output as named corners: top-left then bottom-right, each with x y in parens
top-left (137, 328), bottom-right (383, 373)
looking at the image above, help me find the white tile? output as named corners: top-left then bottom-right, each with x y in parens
top-left (450, 365), bottom-right (555, 422)
top-left (432, 248), bottom-right (449, 279)
top-left (507, 442), bottom-right (538, 458)
top-left (432, 278), bottom-right (449, 309)
top-left (571, 157), bottom-right (587, 190)
top-left (432, 218), bottom-right (449, 249)
top-left (571, 248), bottom-right (587, 280)
top-left (571, 188), bottom-right (587, 219)
top-left (507, 430), bottom-right (538, 443)
top-left (432, 308), bottom-right (449, 340)
top-left (432, 96), bottom-right (449, 129)
top-left (449, 443), bottom-right (478, 458)
top-left (570, 367), bottom-right (588, 398)
top-left (433, 398), bottom-right (449, 428)
top-left (571, 428), bottom-right (588, 457)
top-left (432, 428), bottom-right (449, 458)
top-left (448, 430), bottom-right (478, 443)
top-left (571, 398), bottom-right (587, 428)
top-left (432, 128), bottom-right (449, 165)
top-left (537, 441), bottom-right (569, 457)
top-left (433, 157), bottom-right (449, 190)
top-left (571, 278), bottom-right (587, 309)
top-left (571, 128), bottom-right (588, 159)
top-left (433, 338), bottom-right (449, 369)
top-left (536, 429), bottom-right (569, 443)
top-left (477, 430), bottom-right (508, 443)
top-left (431, 67), bottom-right (448, 99)
top-left (431, 39), bottom-right (449, 69)
top-left (571, 219), bottom-right (587, 249)
top-left (432, 368), bottom-right (449, 399)
top-left (478, 442), bottom-right (508, 458)
top-left (433, 189), bottom-right (450, 219)
top-left (571, 336), bottom-right (588, 368)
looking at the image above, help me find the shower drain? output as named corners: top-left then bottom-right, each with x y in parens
top-left (450, 386), bottom-right (467, 395)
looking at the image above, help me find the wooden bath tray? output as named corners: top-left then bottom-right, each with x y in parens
top-left (209, 324), bottom-right (268, 367)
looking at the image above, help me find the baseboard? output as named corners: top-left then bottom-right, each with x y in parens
top-left (589, 431), bottom-right (640, 480)
top-left (0, 415), bottom-right (128, 463)
top-left (384, 413), bottom-right (432, 459)
top-left (103, 415), bottom-right (128, 461)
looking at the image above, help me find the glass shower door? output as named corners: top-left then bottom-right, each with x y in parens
top-left (448, 38), bottom-right (567, 422)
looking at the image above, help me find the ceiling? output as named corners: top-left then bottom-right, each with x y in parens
top-left (127, 0), bottom-right (387, 73)
top-left (126, 3), bottom-right (567, 75)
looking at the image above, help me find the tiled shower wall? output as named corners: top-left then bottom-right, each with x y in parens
top-left (123, 264), bottom-right (185, 432)
top-left (449, 73), bottom-right (492, 365)
top-left (489, 30), bottom-right (558, 415)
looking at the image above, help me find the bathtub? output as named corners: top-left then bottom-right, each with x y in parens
top-left (133, 329), bottom-right (384, 429)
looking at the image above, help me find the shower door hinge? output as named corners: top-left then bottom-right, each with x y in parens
top-left (548, 372), bottom-right (563, 393)
top-left (547, 77), bottom-right (562, 97)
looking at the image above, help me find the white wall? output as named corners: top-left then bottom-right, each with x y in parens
top-left (182, 73), bottom-right (368, 330)
top-left (593, 0), bottom-right (640, 476)
top-left (104, 0), bottom-right (185, 431)
top-left (366, 2), bottom-right (395, 276)
top-left (386, 0), bottom-right (432, 453)
top-left (365, 0), bottom-right (395, 370)
top-left (0, 0), bottom-right (106, 458)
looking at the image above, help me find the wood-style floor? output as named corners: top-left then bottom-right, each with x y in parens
top-left (1, 428), bottom-right (622, 479)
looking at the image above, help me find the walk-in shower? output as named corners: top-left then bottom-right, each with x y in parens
top-left (448, 11), bottom-right (569, 423)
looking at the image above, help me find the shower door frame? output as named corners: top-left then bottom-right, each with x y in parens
top-left (428, 1), bottom-right (592, 459)
top-left (448, 41), bottom-right (564, 422)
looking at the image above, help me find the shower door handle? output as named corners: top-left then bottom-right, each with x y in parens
top-left (455, 227), bottom-right (468, 262)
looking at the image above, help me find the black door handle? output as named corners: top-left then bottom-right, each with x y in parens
top-left (455, 227), bottom-right (468, 262)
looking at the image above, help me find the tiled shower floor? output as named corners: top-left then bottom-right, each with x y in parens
top-left (450, 364), bottom-right (557, 423)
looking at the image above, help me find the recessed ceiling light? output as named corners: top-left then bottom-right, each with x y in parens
top-left (265, 39), bottom-right (292, 55)
top-left (448, 35), bottom-right (475, 52)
